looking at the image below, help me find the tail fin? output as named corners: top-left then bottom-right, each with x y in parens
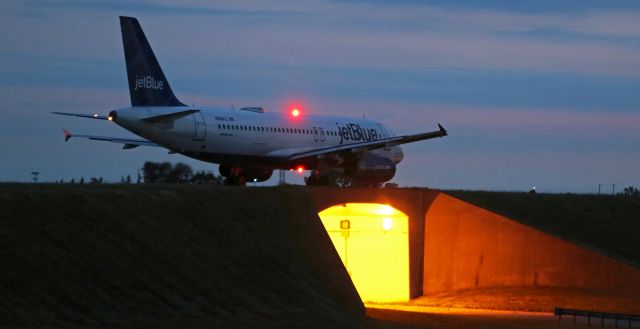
top-left (120, 16), bottom-right (185, 107)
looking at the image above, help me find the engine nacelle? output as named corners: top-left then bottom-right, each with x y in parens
top-left (344, 155), bottom-right (396, 183)
top-left (219, 164), bottom-right (273, 182)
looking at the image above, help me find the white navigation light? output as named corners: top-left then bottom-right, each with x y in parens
top-left (382, 218), bottom-right (393, 231)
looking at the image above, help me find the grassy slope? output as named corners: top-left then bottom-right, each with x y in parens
top-left (446, 190), bottom-right (640, 267)
top-left (0, 184), bottom-right (363, 328)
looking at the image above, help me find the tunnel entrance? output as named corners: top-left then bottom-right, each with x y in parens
top-left (318, 203), bottom-right (409, 303)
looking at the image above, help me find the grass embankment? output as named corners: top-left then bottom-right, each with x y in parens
top-left (0, 184), bottom-right (363, 328)
top-left (446, 190), bottom-right (640, 267)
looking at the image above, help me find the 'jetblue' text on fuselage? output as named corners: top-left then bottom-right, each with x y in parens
top-left (339, 123), bottom-right (379, 145)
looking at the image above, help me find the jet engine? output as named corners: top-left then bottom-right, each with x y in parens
top-left (343, 154), bottom-right (396, 184)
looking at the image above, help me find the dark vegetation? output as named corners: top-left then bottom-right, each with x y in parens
top-left (59, 162), bottom-right (223, 185)
top-left (0, 184), bottom-right (363, 328)
top-left (141, 161), bottom-right (223, 184)
top-left (622, 186), bottom-right (640, 197)
top-left (446, 190), bottom-right (640, 267)
top-left (142, 161), bottom-right (190, 182)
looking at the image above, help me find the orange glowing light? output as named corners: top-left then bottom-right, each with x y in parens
top-left (318, 203), bottom-right (409, 303)
top-left (296, 165), bottom-right (305, 173)
top-left (291, 108), bottom-right (300, 117)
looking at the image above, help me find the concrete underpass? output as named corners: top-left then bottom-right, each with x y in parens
top-left (309, 187), bottom-right (640, 309)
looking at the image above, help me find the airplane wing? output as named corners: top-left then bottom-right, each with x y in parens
top-left (269, 124), bottom-right (447, 161)
top-left (62, 129), bottom-right (160, 149)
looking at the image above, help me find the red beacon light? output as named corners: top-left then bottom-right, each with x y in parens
top-left (290, 165), bottom-right (305, 174)
top-left (291, 108), bottom-right (300, 117)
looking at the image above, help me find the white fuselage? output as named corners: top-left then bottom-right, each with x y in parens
top-left (112, 106), bottom-right (404, 169)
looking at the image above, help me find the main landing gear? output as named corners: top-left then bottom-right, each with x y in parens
top-left (219, 164), bottom-right (273, 186)
top-left (305, 171), bottom-right (356, 187)
top-left (305, 172), bottom-right (330, 186)
top-left (223, 175), bottom-right (247, 186)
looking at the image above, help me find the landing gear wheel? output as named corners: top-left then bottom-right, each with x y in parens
top-left (317, 176), bottom-right (330, 185)
top-left (305, 172), bottom-right (332, 186)
top-left (305, 174), bottom-right (317, 186)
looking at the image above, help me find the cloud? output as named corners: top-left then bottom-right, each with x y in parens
top-left (418, 104), bottom-right (640, 134)
top-left (3, 1), bottom-right (639, 77)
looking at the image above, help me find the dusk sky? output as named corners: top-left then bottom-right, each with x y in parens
top-left (1, 0), bottom-right (639, 192)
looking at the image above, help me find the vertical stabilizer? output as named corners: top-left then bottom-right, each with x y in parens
top-left (120, 16), bottom-right (185, 107)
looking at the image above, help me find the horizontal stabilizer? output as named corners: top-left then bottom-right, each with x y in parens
top-left (52, 112), bottom-right (109, 120)
top-left (63, 129), bottom-right (72, 142)
top-left (61, 129), bottom-right (159, 148)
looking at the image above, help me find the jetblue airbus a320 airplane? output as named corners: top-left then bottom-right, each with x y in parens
top-left (55, 16), bottom-right (447, 186)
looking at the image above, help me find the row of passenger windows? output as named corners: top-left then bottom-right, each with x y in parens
top-left (217, 123), bottom-right (340, 136)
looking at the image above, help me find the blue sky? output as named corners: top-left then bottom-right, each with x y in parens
top-left (1, 0), bottom-right (638, 192)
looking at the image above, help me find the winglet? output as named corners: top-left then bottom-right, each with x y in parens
top-left (63, 129), bottom-right (72, 142)
top-left (438, 123), bottom-right (448, 136)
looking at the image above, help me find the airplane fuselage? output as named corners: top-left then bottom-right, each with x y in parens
top-left (111, 106), bottom-right (404, 169)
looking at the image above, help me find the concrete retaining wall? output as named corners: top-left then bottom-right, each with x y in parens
top-left (423, 193), bottom-right (640, 297)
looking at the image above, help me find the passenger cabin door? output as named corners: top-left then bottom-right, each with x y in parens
top-left (313, 127), bottom-right (326, 144)
top-left (193, 112), bottom-right (206, 141)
